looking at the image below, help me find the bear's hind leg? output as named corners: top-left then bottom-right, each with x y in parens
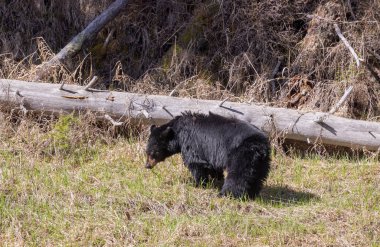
top-left (219, 141), bottom-right (270, 199)
top-left (219, 172), bottom-right (249, 198)
top-left (208, 168), bottom-right (224, 181)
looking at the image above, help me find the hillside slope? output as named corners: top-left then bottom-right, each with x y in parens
top-left (1, 0), bottom-right (379, 118)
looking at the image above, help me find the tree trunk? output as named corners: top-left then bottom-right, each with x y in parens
top-left (34, 0), bottom-right (129, 80)
top-left (1, 79), bottom-right (379, 151)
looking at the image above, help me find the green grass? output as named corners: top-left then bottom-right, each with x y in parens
top-left (0, 117), bottom-right (379, 246)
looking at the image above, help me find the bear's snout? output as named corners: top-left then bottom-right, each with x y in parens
top-left (145, 156), bottom-right (157, 169)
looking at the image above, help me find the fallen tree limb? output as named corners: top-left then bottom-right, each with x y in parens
top-left (334, 23), bottom-right (380, 83)
top-left (1, 79), bottom-right (379, 151)
top-left (314, 86), bottom-right (354, 123)
top-left (334, 23), bottom-right (361, 68)
top-left (34, 0), bottom-right (129, 80)
top-left (329, 86), bottom-right (353, 115)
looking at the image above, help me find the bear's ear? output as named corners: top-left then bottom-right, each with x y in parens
top-left (150, 125), bottom-right (156, 132)
top-left (161, 126), bottom-right (174, 139)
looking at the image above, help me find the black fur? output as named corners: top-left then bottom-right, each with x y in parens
top-left (145, 112), bottom-right (271, 199)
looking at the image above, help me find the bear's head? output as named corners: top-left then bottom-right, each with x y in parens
top-left (145, 124), bottom-right (175, 169)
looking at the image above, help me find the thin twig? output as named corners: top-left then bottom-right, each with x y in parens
top-left (57, 70), bottom-right (66, 90)
top-left (141, 109), bottom-right (150, 118)
top-left (367, 49), bottom-right (380, 63)
top-left (14, 90), bottom-right (27, 114)
top-left (346, 0), bottom-right (356, 20)
top-left (334, 23), bottom-right (362, 67)
top-left (162, 106), bottom-right (174, 118)
top-left (59, 81), bottom-right (66, 90)
top-left (329, 86), bottom-right (353, 114)
top-left (268, 57), bottom-right (283, 98)
top-left (315, 86), bottom-right (353, 122)
top-left (58, 70), bottom-right (66, 90)
top-left (84, 76), bottom-right (99, 91)
top-left (104, 114), bottom-right (123, 126)
top-left (219, 97), bottom-right (229, 107)
top-left (161, 23), bottom-right (186, 47)
top-left (169, 76), bottom-right (197, 97)
top-left (102, 28), bottom-right (115, 50)
top-left (243, 53), bottom-right (260, 77)
top-left (15, 90), bottom-right (23, 98)
top-left (363, 62), bottom-right (380, 83)
top-left (305, 14), bottom-right (378, 24)
top-left (87, 88), bottom-right (109, 92)
top-left (271, 57), bottom-right (283, 79)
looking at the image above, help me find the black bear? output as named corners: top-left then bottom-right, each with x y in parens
top-left (145, 112), bottom-right (271, 199)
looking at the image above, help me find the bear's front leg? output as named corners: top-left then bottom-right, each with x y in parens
top-left (187, 163), bottom-right (211, 187)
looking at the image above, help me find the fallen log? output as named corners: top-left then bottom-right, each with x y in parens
top-left (34, 0), bottom-right (129, 80)
top-left (0, 79), bottom-right (379, 151)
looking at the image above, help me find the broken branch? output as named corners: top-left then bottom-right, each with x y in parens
top-left (334, 23), bottom-right (361, 67)
top-left (329, 86), bottom-right (353, 114)
top-left (84, 76), bottom-right (99, 91)
top-left (34, 0), bottom-right (129, 80)
top-left (104, 114), bottom-right (123, 126)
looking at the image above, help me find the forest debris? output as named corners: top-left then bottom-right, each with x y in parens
top-left (286, 76), bottom-right (313, 108)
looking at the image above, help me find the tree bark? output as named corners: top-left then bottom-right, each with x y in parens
top-left (0, 79), bottom-right (379, 151)
top-left (34, 0), bottom-right (129, 80)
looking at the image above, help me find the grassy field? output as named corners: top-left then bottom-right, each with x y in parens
top-left (0, 115), bottom-right (379, 246)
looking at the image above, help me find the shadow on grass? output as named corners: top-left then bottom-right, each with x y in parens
top-left (259, 185), bottom-right (319, 206)
top-left (184, 176), bottom-right (318, 206)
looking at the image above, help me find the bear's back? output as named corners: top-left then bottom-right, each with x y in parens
top-left (199, 112), bottom-right (265, 146)
top-left (176, 112), bottom-right (267, 165)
